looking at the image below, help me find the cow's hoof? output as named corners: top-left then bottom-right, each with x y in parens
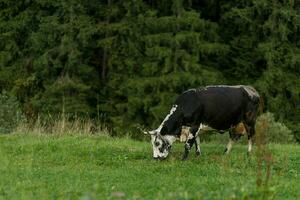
top-left (196, 151), bottom-right (201, 156)
top-left (224, 148), bottom-right (228, 154)
top-left (182, 154), bottom-right (188, 160)
top-left (224, 150), bottom-right (231, 155)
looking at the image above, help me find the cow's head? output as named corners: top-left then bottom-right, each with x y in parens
top-left (144, 130), bottom-right (177, 160)
top-left (142, 105), bottom-right (182, 160)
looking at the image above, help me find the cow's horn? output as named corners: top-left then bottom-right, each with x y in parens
top-left (137, 126), bottom-right (156, 135)
top-left (137, 126), bottom-right (149, 135)
top-left (148, 130), bottom-right (157, 135)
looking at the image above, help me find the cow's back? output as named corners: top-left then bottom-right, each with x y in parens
top-left (174, 85), bottom-right (259, 131)
top-left (196, 86), bottom-right (249, 130)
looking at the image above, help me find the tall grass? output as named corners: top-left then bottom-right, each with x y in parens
top-left (255, 114), bottom-right (275, 199)
top-left (14, 114), bottom-right (110, 136)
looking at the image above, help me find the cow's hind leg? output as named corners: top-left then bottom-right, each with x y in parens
top-left (224, 130), bottom-right (242, 154)
top-left (245, 123), bottom-right (255, 154)
top-left (244, 100), bottom-right (259, 154)
top-left (195, 135), bottom-right (201, 156)
top-left (224, 138), bottom-right (234, 154)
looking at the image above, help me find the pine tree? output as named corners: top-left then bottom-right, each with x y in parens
top-left (103, 0), bottom-right (227, 134)
top-left (220, 0), bottom-right (300, 141)
top-left (1, 0), bottom-right (300, 140)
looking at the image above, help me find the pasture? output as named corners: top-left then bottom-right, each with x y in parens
top-left (0, 134), bottom-right (299, 200)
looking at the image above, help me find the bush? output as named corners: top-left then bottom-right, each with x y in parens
top-left (256, 112), bottom-right (295, 144)
top-left (0, 92), bottom-right (25, 133)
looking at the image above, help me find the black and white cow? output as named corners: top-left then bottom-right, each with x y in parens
top-left (142, 85), bottom-right (260, 160)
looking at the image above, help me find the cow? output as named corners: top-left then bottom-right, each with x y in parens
top-left (142, 85), bottom-right (260, 160)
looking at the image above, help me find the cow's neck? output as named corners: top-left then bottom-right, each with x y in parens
top-left (156, 105), bottom-right (178, 133)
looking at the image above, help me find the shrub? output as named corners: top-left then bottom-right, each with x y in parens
top-left (0, 92), bottom-right (25, 133)
top-left (256, 112), bottom-right (295, 144)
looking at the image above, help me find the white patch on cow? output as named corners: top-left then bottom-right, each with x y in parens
top-left (225, 139), bottom-right (234, 154)
top-left (151, 135), bottom-right (162, 158)
top-left (195, 124), bottom-right (204, 153)
top-left (183, 88), bottom-right (197, 94)
top-left (187, 133), bottom-right (194, 140)
top-left (198, 123), bottom-right (213, 131)
top-left (248, 139), bottom-right (253, 153)
top-left (164, 135), bottom-right (177, 145)
top-left (206, 85), bottom-right (242, 89)
top-left (179, 127), bottom-right (190, 142)
top-left (198, 124), bottom-right (203, 133)
top-left (242, 85), bottom-right (260, 99)
top-left (156, 105), bottom-right (178, 133)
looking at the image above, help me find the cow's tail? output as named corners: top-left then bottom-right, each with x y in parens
top-left (242, 86), bottom-right (262, 115)
top-left (258, 96), bottom-right (264, 116)
top-left (243, 85), bottom-right (264, 119)
top-left (250, 93), bottom-right (263, 117)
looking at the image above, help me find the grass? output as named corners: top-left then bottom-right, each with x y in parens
top-left (0, 134), bottom-right (299, 200)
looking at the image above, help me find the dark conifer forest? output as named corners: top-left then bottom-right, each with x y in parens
top-left (1, 0), bottom-right (300, 141)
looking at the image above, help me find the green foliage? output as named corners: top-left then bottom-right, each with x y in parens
top-left (108, 5), bottom-right (227, 133)
top-left (0, 92), bottom-right (25, 133)
top-left (256, 112), bottom-right (295, 143)
top-left (0, 135), bottom-right (299, 199)
top-left (0, 0), bottom-right (300, 140)
top-left (219, 0), bottom-right (300, 141)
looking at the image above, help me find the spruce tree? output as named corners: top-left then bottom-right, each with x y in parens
top-left (103, 0), bottom-right (227, 134)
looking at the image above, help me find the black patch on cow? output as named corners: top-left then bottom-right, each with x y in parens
top-left (159, 138), bottom-right (170, 153)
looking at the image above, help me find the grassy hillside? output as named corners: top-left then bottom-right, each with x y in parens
top-left (0, 134), bottom-right (299, 200)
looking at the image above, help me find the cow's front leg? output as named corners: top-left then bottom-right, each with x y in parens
top-left (182, 125), bottom-right (200, 160)
top-left (195, 135), bottom-right (201, 156)
top-left (182, 137), bottom-right (195, 160)
top-left (194, 125), bottom-right (202, 156)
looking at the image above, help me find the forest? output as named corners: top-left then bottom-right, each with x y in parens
top-left (1, 0), bottom-right (300, 141)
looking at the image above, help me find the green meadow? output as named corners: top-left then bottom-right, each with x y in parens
top-left (0, 134), bottom-right (299, 200)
